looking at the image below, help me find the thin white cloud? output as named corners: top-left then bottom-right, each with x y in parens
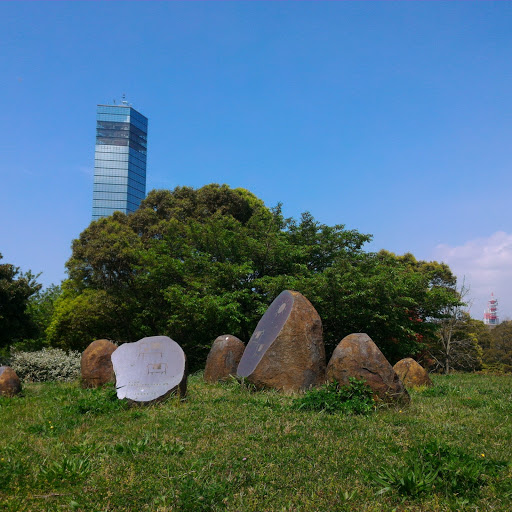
top-left (433, 232), bottom-right (512, 321)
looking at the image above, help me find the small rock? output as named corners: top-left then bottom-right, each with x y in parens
top-left (81, 339), bottom-right (117, 388)
top-left (204, 335), bottom-right (245, 383)
top-left (393, 358), bottom-right (432, 388)
top-left (0, 366), bottom-right (22, 397)
top-left (327, 333), bottom-right (409, 404)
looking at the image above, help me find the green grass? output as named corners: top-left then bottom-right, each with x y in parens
top-left (1, 373), bottom-right (512, 511)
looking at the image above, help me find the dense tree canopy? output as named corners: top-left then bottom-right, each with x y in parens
top-left (48, 184), bottom-right (460, 370)
top-left (482, 320), bottom-right (512, 371)
top-left (0, 253), bottom-right (41, 352)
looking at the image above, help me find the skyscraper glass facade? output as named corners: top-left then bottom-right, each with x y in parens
top-left (92, 104), bottom-right (148, 220)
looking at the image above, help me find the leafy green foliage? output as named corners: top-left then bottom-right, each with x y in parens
top-left (47, 184), bottom-right (459, 370)
top-left (0, 253), bottom-right (41, 355)
top-left (10, 347), bottom-right (80, 382)
top-left (483, 320), bottom-right (512, 370)
top-left (46, 288), bottom-right (132, 351)
top-left (292, 378), bottom-right (375, 415)
top-left (24, 284), bottom-right (61, 347)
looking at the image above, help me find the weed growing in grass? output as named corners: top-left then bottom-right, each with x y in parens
top-left (69, 441), bottom-right (105, 457)
top-left (68, 384), bottom-right (128, 416)
top-left (292, 378), bottom-right (375, 414)
top-left (422, 440), bottom-right (507, 496)
top-left (160, 440), bottom-right (186, 456)
top-left (175, 462), bottom-right (252, 512)
top-left (0, 454), bottom-right (24, 490)
top-left (26, 417), bottom-right (79, 436)
top-left (371, 459), bottom-right (439, 498)
top-left (110, 435), bottom-right (152, 455)
top-left (177, 474), bottom-right (232, 511)
top-left (101, 435), bottom-right (186, 457)
top-left (39, 455), bottom-right (91, 485)
top-left (368, 439), bottom-right (508, 503)
top-left (234, 376), bottom-right (258, 392)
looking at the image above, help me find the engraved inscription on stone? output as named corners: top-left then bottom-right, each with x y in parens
top-left (111, 336), bottom-right (186, 402)
top-left (237, 290), bottom-right (294, 377)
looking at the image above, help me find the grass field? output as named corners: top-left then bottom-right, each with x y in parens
top-left (1, 373), bottom-right (512, 511)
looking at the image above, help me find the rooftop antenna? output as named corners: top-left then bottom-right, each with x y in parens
top-left (122, 93), bottom-right (128, 105)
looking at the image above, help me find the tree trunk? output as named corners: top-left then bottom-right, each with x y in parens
top-left (444, 356), bottom-right (450, 374)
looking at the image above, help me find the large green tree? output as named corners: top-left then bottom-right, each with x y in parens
top-left (48, 184), bottom-right (459, 370)
top-left (0, 253), bottom-right (41, 352)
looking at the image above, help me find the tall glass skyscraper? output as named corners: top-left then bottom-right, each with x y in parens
top-left (92, 103), bottom-right (148, 220)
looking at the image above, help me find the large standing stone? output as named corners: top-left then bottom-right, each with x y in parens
top-left (327, 333), bottom-right (409, 404)
top-left (0, 366), bottom-right (22, 397)
top-left (393, 358), bottom-right (432, 388)
top-left (204, 335), bottom-right (245, 383)
top-left (237, 290), bottom-right (325, 393)
top-left (81, 339), bottom-right (117, 388)
top-left (111, 336), bottom-right (187, 403)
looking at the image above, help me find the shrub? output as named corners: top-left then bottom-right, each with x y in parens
top-left (482, 363), bottom-right (512, 374)
top-left (292, 378), bottom-right (375, 415)
top-left (10, 348), bottom-right (81, 382)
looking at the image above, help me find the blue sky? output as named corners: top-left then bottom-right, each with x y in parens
top-left (1, 2), bottom-right (511, 320)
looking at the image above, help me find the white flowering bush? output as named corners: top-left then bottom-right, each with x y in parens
top-left (10, 348), bottom-right (81, 382)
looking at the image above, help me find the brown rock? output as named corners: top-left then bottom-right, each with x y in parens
top-left (237, 290), bottom-right (326, 393)
top-left (327, 333), bottom-right (409, 404)
top-left (0, 366), bottom-right (22, 397)
top-left (204, 335), bottom-right (245, 383)
top-left (393, 358), bottom-right (432, 388)
top-left (81, 339), bottom-right (117, 388)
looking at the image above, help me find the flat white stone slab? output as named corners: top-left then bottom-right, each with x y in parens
top-left (111, 336), bottom-right (186, 402)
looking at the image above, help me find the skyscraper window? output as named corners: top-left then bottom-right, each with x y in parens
top-left (92, 103), bottom-right (148, 220)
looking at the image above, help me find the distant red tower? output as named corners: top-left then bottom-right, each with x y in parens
top-left (483, 293), bottom-right (499, 326)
